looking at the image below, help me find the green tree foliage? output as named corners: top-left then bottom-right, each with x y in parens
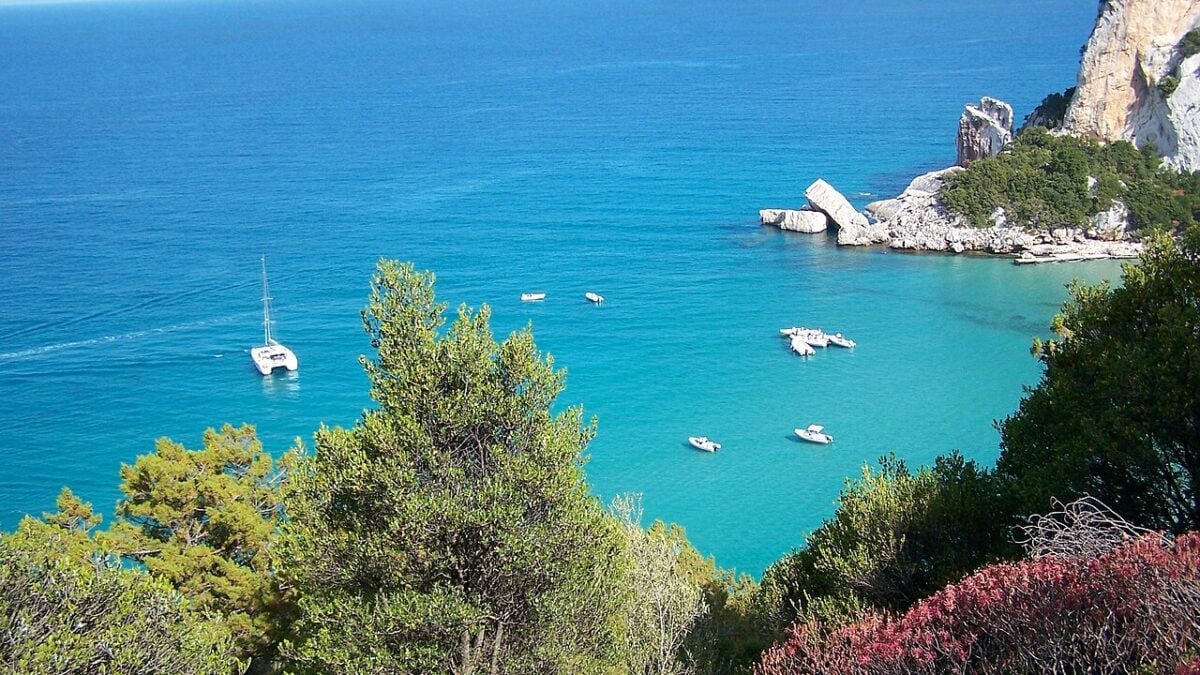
top-left (1024, 87), bottom-right (1075, 129)
top-left (1159, 75), bottom-right (1180, 98)
top-left (1180, 27), bottom-right (1200, 58)
top-left (0, 501), bottom-right (236, 674)
top-left (104, 424), bottom-right (293, 666)
top-left (998, 227), bottom-right (1200, 532)
top-left (280, 260), bottom-right (628, 674)
top-left (758, 453), bottom-right (1014, 633)
top-left (941, 126), bottom-right (1200, 230)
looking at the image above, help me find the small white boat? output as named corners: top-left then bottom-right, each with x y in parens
top-left (780, 327), bottom-right (828, 346)
top-left (251, 256), bottom-right (298, 376)
top-left (801, 331), bottom-right (830, 348)
top-left (795, 424), bottom-right (834, 444)
top-left (827, 332), bottom-right (856, 348)
top-left (585, 291), bottom-right (605, 304)
top-left (520, 292), bottom-right (547, 302)
top-left (688, 436), bottom-right (722, 452)
top-left (789, 336), bottom-right (815, 356)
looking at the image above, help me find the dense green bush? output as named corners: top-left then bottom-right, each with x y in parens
top-left (1159, 75), bottom-right (1180, 98)
top-left (1024, 87), bottom-right (1074, 129)
top-left (941, 127), bottom-right (1199, 230)
top-left (0, 506), bottom-right (237, 674)
top-left (757, 453), bottom-right (1015, 635)
top-left (1180, 27), bottom-right (1200, 58)
top-left (998, 226), bottom-right (1200, 533)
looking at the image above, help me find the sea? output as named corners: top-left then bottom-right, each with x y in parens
top-left (0, 0), bottom-right (1117, 575)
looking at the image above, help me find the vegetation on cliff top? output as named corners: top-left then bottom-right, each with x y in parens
top-left (940, 126), bottom-right (1200, 231)
top-left (1022, 87), bottom-right (1074, 130)
top-left (1180, 27), bottom-right (1200, 59)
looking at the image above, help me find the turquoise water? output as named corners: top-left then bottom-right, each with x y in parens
top-left (0, 0), bottom-right (1117, 574)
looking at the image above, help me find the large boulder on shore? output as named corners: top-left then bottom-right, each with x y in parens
top-left (956, 97), bottom-right (1013, 167)
top-left (759, 208), bottom-right (829, 233)
top-left (804, 179), bottom-right (886, 246)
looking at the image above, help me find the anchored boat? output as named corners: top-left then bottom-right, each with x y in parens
top-left (827, 332), bottom-right (856, 348)
top-left (585, 291), bottom-right (605, 304)
top-left (688, 436), bottom-right (722, 452)
top-left (250, 256), bottom-right (298, 376)
top-left (795, 424), bottom-right (833, 444)
top-left (521, 292), bottom-right (547, 302)
top-left (789, 336), bottom-right (815, 356)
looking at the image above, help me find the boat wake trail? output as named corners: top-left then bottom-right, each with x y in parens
top-left (0, 278), bottom-right (260, 345)
top-left (0, 315), bottom-right (242, 364)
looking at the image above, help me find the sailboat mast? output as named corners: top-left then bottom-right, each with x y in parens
top-left (261, 255), bottom-right (273, 345)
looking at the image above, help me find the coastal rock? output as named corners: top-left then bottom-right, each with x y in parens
top-left (759, 208), bottom-right (829, 233)
top-left (865, 168), bottom-right (965, 252)
top-left (1087, 200), bottom-right (1133, 240)
top-left (1063, 0), bottom-right (1200, 171)
top-left (804, 179), bottom-right (886, 246)
top-left (956, 97), bottom-right (1014, 167)
top-left (864, 168), bottom-right (1139, 257)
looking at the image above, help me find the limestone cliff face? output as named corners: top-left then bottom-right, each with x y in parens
top-left (956, 97), bottom-right (1013, 167)
top-left (1063, 0), bottom-right (1200, 170)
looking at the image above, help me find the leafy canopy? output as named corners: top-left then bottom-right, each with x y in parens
top-left (0, 499), bottom-right (236, 675)
top-left (280, 260), bottom-right (628, 674)
top-left (998, 226), bottom-right (1200, 532)
top-left (941, 126), bottom-right (1200, 230)
top-left (759, 453), bottom-right (1013, 631)
top-left (105, 423), bottom-right (294, 665)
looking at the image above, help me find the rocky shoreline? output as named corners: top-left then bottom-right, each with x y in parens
top-left (759, 97), bottom-right (1144, 264)
top-left (760, 0), bottom-right (1200, 264)
top-left (759, 167), bottom-right (1143, 264)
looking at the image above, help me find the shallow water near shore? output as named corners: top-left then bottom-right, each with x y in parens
top-left (0, 0), bottom-right (1115, 574)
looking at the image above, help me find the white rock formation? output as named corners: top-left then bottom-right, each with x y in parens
top-left (864, 168), bottom-right (1141, 258)
top-left (804, 179), bottom-right (887, 246)
top-left (956, 97), bottom-right (1014, 167)
top-left (1063, 0), bottom-right (1200, 170)
top-left (759, 208), bottom-right (829, 233)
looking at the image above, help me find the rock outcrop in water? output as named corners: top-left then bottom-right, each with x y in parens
top-left (804, 179), bottom-right (887, 246)
top-left (1062, 0), bottom-right (1200, 171)
top-left (956, 97), bottom-right (1014, 167)
top-left (759, 208), bottom-right (828, 233)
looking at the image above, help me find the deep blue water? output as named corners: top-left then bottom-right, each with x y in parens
top-left (0, 0), bottom-right (1112, 575)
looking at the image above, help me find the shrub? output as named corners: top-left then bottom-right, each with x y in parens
top-left (755, 532), bottom-right (1200, 674)
top-left (1180, 27), bottom-right (1200, 59)
top-left (1160, 75), bottom-right (1180, 98)
top-left (941, 127), bottom-right (1200, 230)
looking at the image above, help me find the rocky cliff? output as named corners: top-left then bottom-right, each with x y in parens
top-left (1062, 0), bottom-right (1200, 171)
top-left (956, 97), bottom-right (1013, 167)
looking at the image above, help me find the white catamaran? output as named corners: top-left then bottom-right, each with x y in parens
top-left (250, 256), bottom-right (298, 376)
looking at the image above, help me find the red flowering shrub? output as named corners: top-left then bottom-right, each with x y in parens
top-left (756, 532), bottom-right (1200, 674)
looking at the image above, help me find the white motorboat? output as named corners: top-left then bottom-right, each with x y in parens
top-left (780, 327), bottom-right (828, 347)
top-left (688, 436), bottom-right (722, 452)
top-left (251, 256), bottom-right (298, 376)
top-left (789, 336), bottom-right (815, 356)
top-left (795, 424), bottom-right (834, 444)
top-left (827, 332), bottom-right (856, 348)
top-left (801, 331), bottom-right (830, 348)
top-left (585, 291), bottom-right (605, 304)
top-left (521, 292), bottom-right (547, 302)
